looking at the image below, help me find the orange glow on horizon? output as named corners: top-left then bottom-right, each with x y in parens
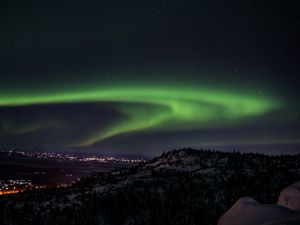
top-left (0, 190), bottom-right (21, 195)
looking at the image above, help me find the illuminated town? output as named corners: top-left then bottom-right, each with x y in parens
top-left (0, 180), bottom-right (36, 195)
top-left (0, 149), bottom-right (146, 195)
top-left (0, 148), bottom-right (145, 163)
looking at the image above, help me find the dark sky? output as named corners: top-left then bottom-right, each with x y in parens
top-left (0, 0), bottom-right (299, 156)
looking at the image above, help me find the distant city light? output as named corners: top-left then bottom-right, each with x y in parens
top-left (0, 149), bottom-right (145, 163)
top-left (0, 148), bottom-right (146, 195)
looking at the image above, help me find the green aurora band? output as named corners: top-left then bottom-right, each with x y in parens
top-left (0, 83), bottom-right (281, 147)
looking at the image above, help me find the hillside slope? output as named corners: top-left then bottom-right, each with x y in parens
top-left (0, 149), bottom-right (300, 225)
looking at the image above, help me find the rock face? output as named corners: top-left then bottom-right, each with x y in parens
top-left (278, 181), bottom-right (300, 212)
top-left (217, 197), bottom-right (297, 225)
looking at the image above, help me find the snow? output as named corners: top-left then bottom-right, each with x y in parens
top-left (218, 197), bottom-right (298, 225)
top-left (278, 181), bottom-right (300, 212)
top-left (262, 215), bottom-right (300, 225)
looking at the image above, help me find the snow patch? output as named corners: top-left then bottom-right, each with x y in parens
top-left (278, 181), bottom-right (300, 212)
top-left (218, 197), bottom-right (298, 225)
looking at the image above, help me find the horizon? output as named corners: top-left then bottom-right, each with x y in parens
top-left (1, 145), bottom-right (300, 159)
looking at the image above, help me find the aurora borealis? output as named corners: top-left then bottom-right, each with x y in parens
top-left (0, 0), bottom-right (299, 155)
top-left (0, 80), bottom-right (280, 146)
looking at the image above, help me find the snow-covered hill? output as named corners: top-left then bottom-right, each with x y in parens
top-left (0, 148), bottom-right (300, 225)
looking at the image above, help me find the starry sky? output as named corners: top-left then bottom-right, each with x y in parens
top-left (0, 0), bottom-right (299, 156)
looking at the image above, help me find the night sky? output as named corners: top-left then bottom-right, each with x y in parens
top-left (0, 0), bottom-right (299, 156)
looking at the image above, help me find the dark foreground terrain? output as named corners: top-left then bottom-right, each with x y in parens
top-left (0, 149), bottom-right (300, 225)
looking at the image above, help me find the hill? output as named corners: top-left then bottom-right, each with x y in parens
top-left (0, 148), bottom-right (300, 225)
